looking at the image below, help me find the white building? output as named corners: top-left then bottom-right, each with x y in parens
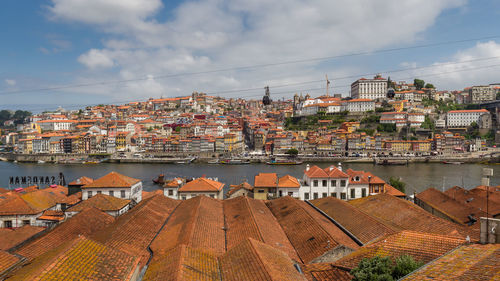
top-left (341, 99), bottom-right (375, 112)
top-left (446, 109), bottom-right (491, 128)
top-left (299, 164), bottom-right (350, 200)
top-left (277, 175), bottom-right (301, 198)
top-left (164, 177), bottom-right (224, 200)
top-left (351, 75), bottom-right (388, 100)
top-left (81, 172), bottom-right (142, 203)
top-left (469, 86), bottom-right (495, 104)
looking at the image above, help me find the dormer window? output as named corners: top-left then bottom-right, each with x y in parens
top-left (355, 176), bottom-right (360, 181)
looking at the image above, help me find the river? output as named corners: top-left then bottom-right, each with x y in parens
top-left (1, 161), bottom-right (499, 195)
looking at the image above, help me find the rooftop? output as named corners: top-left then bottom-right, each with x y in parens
top-left (82, 171), bottom-right (140, 189)
top-left (66, 193), bottom-right (130, 213)
top-left (254, 173), bottom-right (278, 187)
top-left (178, 177), bottom-right (224, 192)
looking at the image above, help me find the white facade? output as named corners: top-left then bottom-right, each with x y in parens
top-left (341, 99), bottom-right (375, 112)
top-left (299, 165), bottom-right (350, 201)
top-left (82, 182), bottom-right (142, 203)
top-left (446, 110), bottom-right (490, 128)
top-left (351, 76), bottom-right (388, 100)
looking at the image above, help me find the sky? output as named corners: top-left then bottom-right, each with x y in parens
top-left (1, 0), bottom-right (500, 111)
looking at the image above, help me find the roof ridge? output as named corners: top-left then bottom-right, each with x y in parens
top-left (186, 197), bottom-right (203, 248)
top-left (295, 199), bottom-right (342, 245)
top-left (246, 238), bottom-right (274, 281)
top-left (176, 244), bottom-right (187, 281)
top-left (245, 197), bottom-right (265, 243)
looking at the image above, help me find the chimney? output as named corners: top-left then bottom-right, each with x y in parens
top-left (329, 166), bottom-right (333, 171)
top-left (337, 162), bottom-right (342, 171)
top-left (306, 164), bottom-right (310, 171)
top-left (480, 217), bottom-right (500, 244)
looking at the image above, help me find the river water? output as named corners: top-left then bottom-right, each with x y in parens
top-left (1, 161), bottom-right (499, 195)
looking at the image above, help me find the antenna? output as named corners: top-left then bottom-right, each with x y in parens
top-left (325, 74), bottom-right (330, 97)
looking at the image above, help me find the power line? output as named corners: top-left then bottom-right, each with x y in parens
top-left (1, 35), bottom-right (500, 96)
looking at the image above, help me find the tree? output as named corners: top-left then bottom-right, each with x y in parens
top-left (424, 83), bottom-right (435, 89)
top-left (286, 148), bottom-right (299, 156)
top-left (420, 115), bottom-right (435, 131)
top-left (497, 92), bottom-right (500, 100)
top-left (414, 79), bottom-right (425, 90)
top-left (0, 110), bottom-right (11, 122)
top-left (351, 256), bottom-right (394, 281)
top-left (392, 255), bottom-right (424, 279)
top-left (389, 177), bottom-right (406, 193)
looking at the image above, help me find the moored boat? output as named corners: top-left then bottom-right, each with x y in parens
top-left (266, 159), bottom-right (303, 165)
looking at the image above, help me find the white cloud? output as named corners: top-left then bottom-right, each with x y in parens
top-left (5, 79), bottom-right (16, 86)
top-left (47, 0), bottom-right (468, 100)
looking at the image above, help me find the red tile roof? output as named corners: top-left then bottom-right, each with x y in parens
top-left (278, 175), bottom-right (300, 188)
top-left (68, 176), bottom-right (94, 186)
top-left (0, 225), bottom-right (45, 251)
top-left (0, 250), bottom-right (22, 277)
top-left (254, 173), bottom-right (278, 187)
top-left (266, 196), bottom-right (359, 263)
top-left (444, 186), bottom-right (500, 216)
top-left (335, 230), bottom-right (467, 270)
top-left (302, 263), bottom-right (352, 281)
top-left (16, 207), bottom-right (114, 260)
top-left (402, 244), bottom-right (500, 280)
top-left (82, 171), bottom-right (140, 189)
top-left (66, 193), bottom-right (130, 213)
top-left (178, 177), bottom-right (224, 192)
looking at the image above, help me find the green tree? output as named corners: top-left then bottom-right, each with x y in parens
top-left (392, 255), bottom-right (424, 279)
top-left (424, 83), bottom-right (435, 89)
top-left (0, 110), bottom-right (11, 122)
top-left (496, 92), bottom-right (500, 100)
top-left (414, 79), bottom-right (425, 90)
top-left (389, 177), bottom-right (406, 193)
top-left (377, 123), bottom-right (396, 132)
top-left (351, 256), bottom-right (394, 281)
top-left (286, 148), bottom-right (299, 156)
top-left (420, 115), bottom-right (435, 131)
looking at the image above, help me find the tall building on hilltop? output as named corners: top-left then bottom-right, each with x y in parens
top-left (351, 74), bottom-right (388, 100)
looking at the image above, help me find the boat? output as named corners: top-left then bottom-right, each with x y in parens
top-left (442, 161), bottom-right (464, 165)
top-left (37, 160), bottom-right (46, 164)
top-left (375, 159), bottom-right (407, 165)
top-left (266, 159), bottom-right (303, 165)
top-left (83, 161), bottom-right (99, 164)
top-left (207, 159), bottom-right (219, 164)
top-left (175, 157), bottom-right (196, 164)
top-left (220, 159), bottom-right (250, 165)
top-left (153, 174), bottom-right (165, 185)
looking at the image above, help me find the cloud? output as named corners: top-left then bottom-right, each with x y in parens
top-left (46, 0), bottom-right (468, 101)
top-left (5, 79), bottom-right (16, 86)
top-left (410, 41), bottom-right (500, 89)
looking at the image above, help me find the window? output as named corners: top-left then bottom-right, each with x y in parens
top-left (304, 192), bottom-right (310, 200)
top-left (4, 220), bottom-right (13, 228)
top-left (168, 189), bottom-right (173, 196)
top-left (332, 192), bottom-right (337, 198)
top-left (22, 220), bottom-right (30, 226)
top-left (97, 190), bottom-right (102, 195)
top-left (351, 189), bottom-right (356, 199)
top-left (362, 188), bottom-right (367, 197)
top-left (313, 192), bottom-right (319, 199)
top-left (88, 191), bottom-right (92, 198)
top-left (181, 196), bottom-right (186, 200)
top-left (121, 190), bottom-right (126, 198)
top-left (288, 192), bottom-right (293, 196)
top-left (340, 180), bottom-right (346, 187)
top-left (109, 191), bottom-right (114, 197)
top-left (313, 180), bottom-right (318, 187)
top-left (209, 194), bottom-right (214, 198)
top-left (279, 190), bottom-right (283, 197)
top-left (322, 180), bottom-right (327, 187)
top-left (322, 192), bottom-right (327, 198)
top-left (375, 185), bottom-right (379, 192)
top-left (341, 192), bottom-right (346, 200)
top-left (258, 189), bottom-right (265, 193)
top-left (331, 180), bottom-right (337, 187)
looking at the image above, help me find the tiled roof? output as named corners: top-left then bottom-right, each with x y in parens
top-left (266, 196), bottom-right (359, 263)
top-left (0, 225), bottom-right (45, 251)
top-left (402, 244), bottom-right (500, 280)
top-left (223, 196), bottom-right (299, 261)
top-left (416, 187), bottom-right (488, 224)
top-left (304, 165), bottom-right (329, 178)
top-left (92, 194), bottom-right (179, 266)
top-left (302, 263), bottom-right (352, 281)
top-left (227, 182), bottom-right (253, 196)
top-left (7, 236), bottom-right (139, 281)
top-left (0, 187), bottom-right (69, 216)
top-left (151, 196), bottom-right (225, 257)
top-left (323, 166), bottom-right (349, 178)
top-left (0, 250), bottom-right (22, 277)
top-left (82, 171), bottom-right (140, 189)
top-left (311, 197), bottom-right (395, 244)
top-left (66, 193), bottom-right (130, 213)
top-left (349, 194), bottom-right (479, 240)
top-left (277, 175), bottom-right (300, 188)
top-left (16, 207), bottom-right (114, 260)
top-left (444, 186), bottom-right (500, 216)
top-left (144, 244), bottom-right (220, 281)
top-left (335, 230), bottom-right (467, 270)
top-left (254, 173), bottom-right (278, 187)
top-left (384, 183), bottom-right (406, 197)
top-left (68, 176), bottom-right (94, 186)
top-left (178, 177), bottom-right (224, 192)
top-left (220, 238), bottom-right (307, 281)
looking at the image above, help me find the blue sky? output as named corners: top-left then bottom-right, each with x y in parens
top-left (1, 0), bottom-right (500, 111)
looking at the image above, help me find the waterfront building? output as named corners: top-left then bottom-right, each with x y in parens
top-left (276, 175), bottom-right (301, 198)
top-left (254, 173), bottom-right (278, 200)
top-left (81, 171), bottom-right (142, 203)
top-left (300, 164), bottom-right (350, 200)
top-left (446, 109), bottom-right (491, 128)
top-left (226, 181), bottom-right (254, 199)
top-left (164, 177), bottom-right (225, 200)
top-left (351, 75), bottom-right (388, 100)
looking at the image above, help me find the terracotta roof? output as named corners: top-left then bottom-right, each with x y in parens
top-left (0, 187), bottom-right (69, 216)
top-left (16, 207), bottom-right (114, 260)
top-left (223, 196), bottom-right (299, 261)
top-left (68, 176), bottom-right (94, 186)
top-left (143, 244), bottom-right (220, 281)
top-left (346, 169), bottom-right (385, 185)
top-left (82, 171), bottom-right (140, 189)
top-left (220, 238), bottom-right (307, 281)
top-left (304, 165), bottom-right (329, 178)
top-left (178, 177), bottom-right (224, 192)
top-left (227, 182), bottom-right (253, 196)
top-left (0, 225), bottom-right (45, 251)
top-left (66, 193), bottom-right (130, 213)
top-left (335, 230), bottom-right (467, 270)
top-left (302, 263), bottom-right (352, 281)
top-left (348, 194), bottom-right (479, 240)
top-left (150, 196), bottom-right (225, 257)
top-left (278, 175), bottom-right (300, 188)
top-left (402, 244), bottom-right (500, 280)
top-left (8, 236), bottom-right (139, 281)
top-left (254, 173), bottom-right (278, 187)
top-left (142, 189), bottom-right (164, 200)
top-left (416, 187), bottom-right (488, 224)
top-left (311, 197), bottom-right (395, 244)
top-left (0, 250), bottom-right (22, 277)
top-left (444, 186), bottom-right (500, 216)
top-left (92, 194), bottom-right (179, 266)
top-left (323, 166), bottom-right (349, 178)
top-left (266, 196), bottom-right (359, 263)
top-left (384, 183), bottom-right (406, 197)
